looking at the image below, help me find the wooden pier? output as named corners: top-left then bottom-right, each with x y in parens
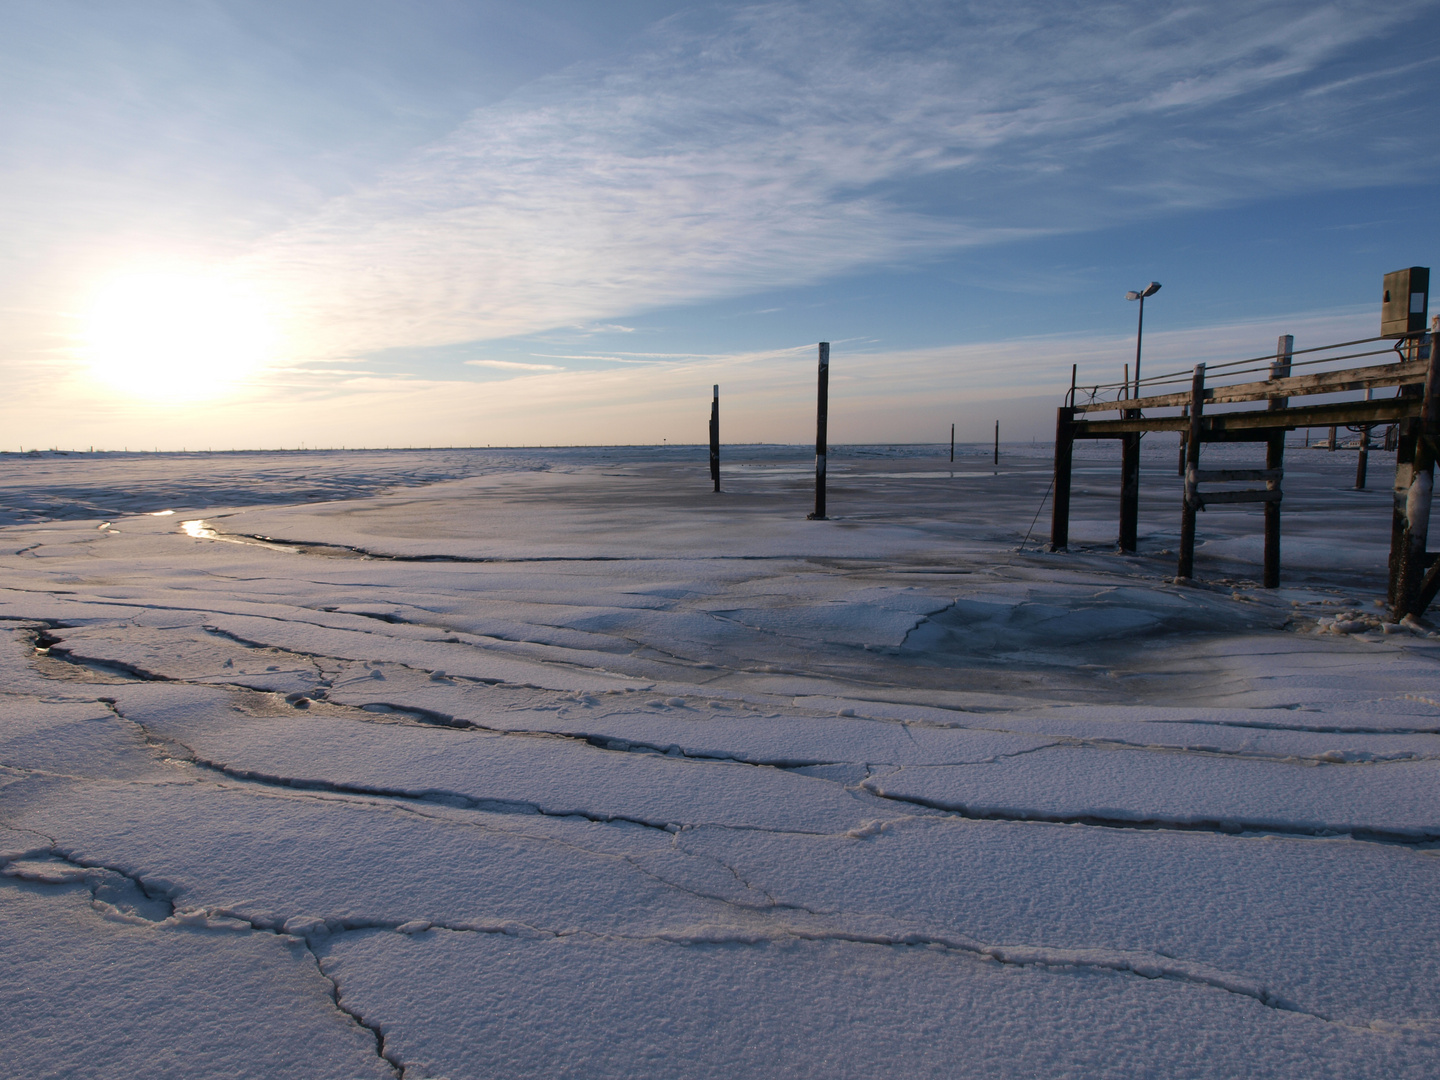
top-left (1050, 316), bottom-right (1439, 621)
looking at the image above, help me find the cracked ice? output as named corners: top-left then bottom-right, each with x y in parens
top-left (2, 443), bottom-right (1439, 1078)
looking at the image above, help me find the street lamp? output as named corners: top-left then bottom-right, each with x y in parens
top-left (1124, 281), bottom-right (1161, 398)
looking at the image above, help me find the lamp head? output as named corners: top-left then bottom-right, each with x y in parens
top-left (1125, 291), bottom-right (1141, 301)
top-left (1142, 281), bottom-right (1161, 297)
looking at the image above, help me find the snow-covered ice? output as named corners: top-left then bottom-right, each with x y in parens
top-left (2, 442), bottom-right (1437, 1078)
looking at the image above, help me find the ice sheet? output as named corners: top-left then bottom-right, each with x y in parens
top-left (2, 444), bottom-right (1437, 1077)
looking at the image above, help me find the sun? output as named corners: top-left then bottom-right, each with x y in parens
top-left (80, 269), bottom-right (277, 402)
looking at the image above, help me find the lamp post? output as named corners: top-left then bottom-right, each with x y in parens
top-left (1124, 281), bottom-right (1161, 398)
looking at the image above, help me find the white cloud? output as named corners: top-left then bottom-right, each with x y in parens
top-left (240, 1), bottom-right (1433, 358)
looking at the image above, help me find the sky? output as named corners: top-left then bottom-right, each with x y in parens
top-left (3, 0), bottom-right (1438, 450)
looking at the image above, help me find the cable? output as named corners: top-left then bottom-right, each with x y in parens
top-left (1015, 476), bottom-right (1056, 555)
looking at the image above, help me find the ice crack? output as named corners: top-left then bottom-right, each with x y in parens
top-left (858, 779), bottom-right (1440, 846)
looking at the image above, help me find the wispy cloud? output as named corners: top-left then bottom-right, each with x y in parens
top-left (246, 0), bottom-right (1436, 358)
top-left (13, 303), bottom-right (1380, 449)
top-left (464, 358), bottom-right (562, 371)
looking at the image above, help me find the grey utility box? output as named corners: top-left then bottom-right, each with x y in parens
top-left (1382, 266), bottom-right (1429, 337)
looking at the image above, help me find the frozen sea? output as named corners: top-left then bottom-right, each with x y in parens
top-left (2, 440), bottom-right (1437, 1079)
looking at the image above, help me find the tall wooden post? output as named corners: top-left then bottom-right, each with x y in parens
top-left (1050, 407), bottom-right (1075, 551)
top-left (1263, 334), bottom-right (1292, 588)
top-left (1177, 365), bottom-right (1206, 580)
top-left (1328, 425), bottom-right (1338, 451)
top-left (993, 420), bottom-right (999, 465)
top-left (950, 423), bottom-right (955, 462)
top-left (808, 342), bottom-right (829, 520)
top-left (1355, 426), bottom-right (1370, 490)
top-left (709, 385), bottom-right (720, 492)
top-left (1392, 316), bottom-right (1440, 619)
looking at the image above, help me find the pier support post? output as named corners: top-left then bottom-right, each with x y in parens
top-left (808, 343), bottom-right (829, 520)
top-left (1119, 433), bottom-right (1140, 553)
top-left (1392, 317), bottom-right (1440, 619)
top-left (1264, 334), bottom-right (1292, 588)
top-left (1177, 407), bottom-right (1188, 477)
top-left (1178, 365), bottom-right (1206, 580)
top-left (1050, 407), bottom-right (1075, 551)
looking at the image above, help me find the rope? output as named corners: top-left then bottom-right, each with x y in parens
top-left (1015, 476), bottom-right (1055, 555)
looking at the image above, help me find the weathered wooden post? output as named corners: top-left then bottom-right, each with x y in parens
top-left (1264, 334), bottom-right (1292, 588)
top-left (1391, 315), bottom-right (1439, 619)
top-left (1177, 364), bottom-right (1206, 580)
top-left (1117, 362), bottom-right (1140, 552)
top-left (1328, 425), bottom-right (1338, 451)
top-left (950, 423), bottom-right (955, 463)
top-left (1356, 425), bottom-right (1370, 490)
top-left (808, 342), bottom-right (829, 520)
top-left (993, 420), bottom-right (999, 465)
top-left (709, 384), bottom-right (720, 492)
top-left (1050, 406), bottom-right (1075, 551)
top-left (1177, 406), bottom-right (1188, 477)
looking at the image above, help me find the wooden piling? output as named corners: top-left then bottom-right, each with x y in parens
top-left (808, 343), bottom-right (829, 520)
top-left (1119, 433), bottom-right (1139, 552)
top-left (709, 385), bottom-right (720, 492)
top-left (1390, 421), bottom-right (1418, 606)
top-left (1263, 335), bottom-right (1292, 588)
top-left (1355, 425), bottom-right (1370, 490)
top-left (1049, 407), bottom-right (1075, 551)
top-left (1391, 316), bottom-right (1440, 619)
top-left (950, 423), bottom-right (955, 463)
top-left (993, 420), bottom-right (999, 465)
top-left (1328, 424), bottom-right (1338, 451)
top-left (1177, 365), bottom-right (1206, 580)
top-left (1177, 407), bottom-right (1188, 477)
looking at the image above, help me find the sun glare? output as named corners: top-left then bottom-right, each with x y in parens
top-left (81, 270), bottom-right (277, 402)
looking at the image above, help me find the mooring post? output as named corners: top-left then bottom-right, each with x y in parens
top-left (993, 420), bottom-right (999, 465)
top-left (950, 423), bottom-right (955, 463)
top-left (1050, 406), bottom-right (1075, 551)
top-left (709, 384), bottom-right (720, 492)
top-left (1177, 364), bottom-right (1206, 580)
top-left (1262, 335), bottom-right (1292, 588)
top-left (1391, 316), bottom-right (1440, 619)
top-left (1356, 425), bottom-right (1370, 490)
top-left (808, 342), bottom-right (829, 520)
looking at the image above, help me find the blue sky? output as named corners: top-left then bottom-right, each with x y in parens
top-left (3, 0), bottom-right (1438, 449)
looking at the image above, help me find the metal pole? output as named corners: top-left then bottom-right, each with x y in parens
top-left (1134, 294), bottom-right (1144, 396)
top-left (808, 343), bottom-right (829, 520)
